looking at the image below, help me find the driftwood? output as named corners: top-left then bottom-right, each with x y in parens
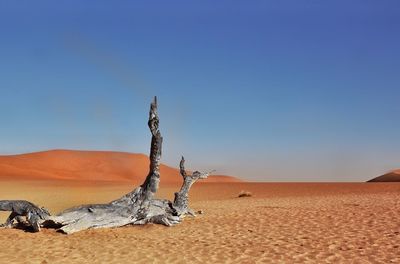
top-left (0, 97), bottom-right (211, 234)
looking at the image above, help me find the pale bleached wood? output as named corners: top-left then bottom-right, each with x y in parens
top-left (0, 200), bottom-right (50, 232)
top-left (3, 97), bottom-right (211, 234)
top-left (173, 157), bottom-right (213, 216)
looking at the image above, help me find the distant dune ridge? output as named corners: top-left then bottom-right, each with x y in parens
top-left (368, 169), bottom-right (400, 182)
top-left (0, 150), bottom-right (240, 184)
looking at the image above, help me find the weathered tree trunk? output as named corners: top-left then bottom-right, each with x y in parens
top-left (0, 200), bottom-right (50, 232)
top-left (34, 97), bottom-right (210, 234)
top-left (0, 97), bottom-right (210, 234)
top-left (173, 157), bottom-right (213, 216)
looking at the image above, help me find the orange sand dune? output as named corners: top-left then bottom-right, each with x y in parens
top-left (368, 169), bottom-right (400, 182)
top-left (0, 150), bottom-right (240, 184)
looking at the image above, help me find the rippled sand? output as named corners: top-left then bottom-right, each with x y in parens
top-left (0, 182), bottom-right (399, 263)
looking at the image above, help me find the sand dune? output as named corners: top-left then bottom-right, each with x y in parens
top-left (0, 182), bottom-right (399, 263)
top-left (368, 169), bottom-right (400, 182)
top-left (0, 150), bottom-right (240, 184)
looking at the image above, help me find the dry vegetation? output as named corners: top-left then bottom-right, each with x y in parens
top-left (238, 190), bottom-right (253, 197)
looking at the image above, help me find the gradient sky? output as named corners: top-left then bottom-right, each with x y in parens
top-left (0, 1), bottom-right (399, 181)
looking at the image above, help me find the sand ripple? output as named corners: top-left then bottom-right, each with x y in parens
top-left (0, 183), bottom-right (399, 263)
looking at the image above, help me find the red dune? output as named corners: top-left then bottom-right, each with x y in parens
top-left (0, 150), bottom-right (240, 184)
top-left (368, 169), bottom-right (400, 182)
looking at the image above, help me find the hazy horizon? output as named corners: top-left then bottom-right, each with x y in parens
top-left (1, 1), bottom-right (400, 182)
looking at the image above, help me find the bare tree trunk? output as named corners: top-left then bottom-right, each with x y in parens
top-left (173, 157), bottom-right (213, 216)
top-left (2, 97), bottom-right (211, 234)
top-left (0, 200), bottom-right (50, 232)
top-left (46, 97), bottom-right (169, 233)
top-left (43, 97), bottom-right (208, 234)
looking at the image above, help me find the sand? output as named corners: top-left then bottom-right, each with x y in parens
top-left (0, 182), bottom-right (399, 263)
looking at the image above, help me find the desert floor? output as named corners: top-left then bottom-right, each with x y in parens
top-left (0, 181), bottom-right (399, 263)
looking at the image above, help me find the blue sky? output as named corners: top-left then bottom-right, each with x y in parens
top-left (0, 1), bottom-right (399, 181)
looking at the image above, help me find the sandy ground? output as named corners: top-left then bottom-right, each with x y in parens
top-left (0, 182), bottom-right (399, 263)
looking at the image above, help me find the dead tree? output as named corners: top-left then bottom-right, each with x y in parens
top-left (31, 96), bottom-right (211, 234)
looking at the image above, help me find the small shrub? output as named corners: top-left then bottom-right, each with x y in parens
top-left (238, 190), bottom-right (252, 198)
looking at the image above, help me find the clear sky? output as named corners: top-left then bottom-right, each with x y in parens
top-left (0, 1), bottom-right (399, 181)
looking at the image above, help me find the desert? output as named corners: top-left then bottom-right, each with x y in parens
top-left (0, 99), bottom-right (398, 263)
top-left (1, 178), bottom-right (399, 263)
top-left (0, 145), bottom-right (400, 263)
top-left (2, 1), bottom-right (400, 263)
